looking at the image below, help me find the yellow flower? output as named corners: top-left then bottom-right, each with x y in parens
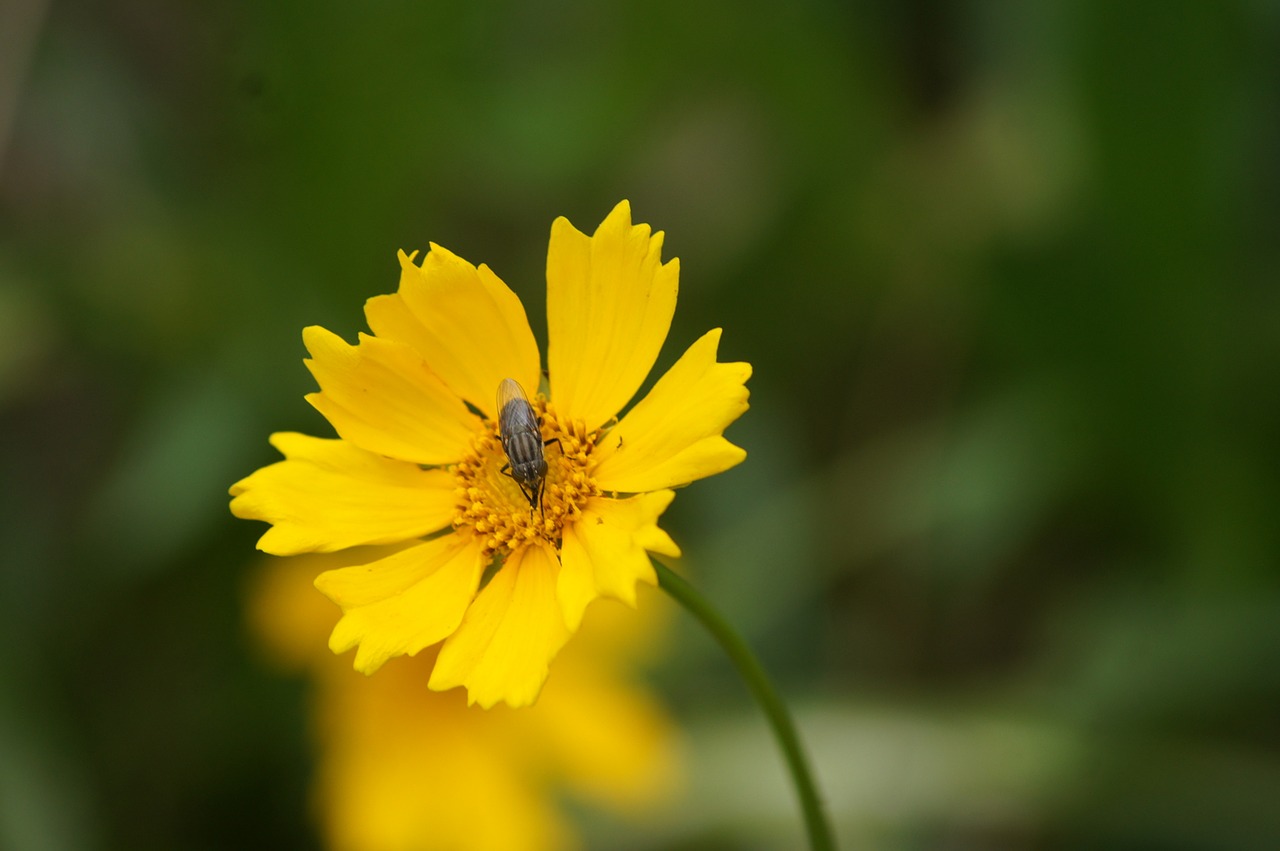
top-left (248, 550), bottom-right (681, 851)
top-left (231, 201), bottom-right (750, 708)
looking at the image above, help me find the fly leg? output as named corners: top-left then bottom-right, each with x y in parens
top-left (500, 463), bottom-right (539, 516)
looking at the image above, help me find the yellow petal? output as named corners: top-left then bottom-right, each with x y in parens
top-left (303, 326), bottom-right (480, 465)
top-left (555, 533), bottom-right (597, 635)
top-left (429, 545), bottom-right (570, 708)
top-left (592, 328), bottom-right (750, 493)
top-left (557, 492), bottom-right (681, 630)
top-left (547, 200), bottom-right (679, 430)
top-left (315, 535), bottom-right (485, 674)
top-left (365, 247), bottom-right (542, 419)
top-left (245, 545), bottom-right (413, 672)
top-left (229, 433), bottom-right (457, 555)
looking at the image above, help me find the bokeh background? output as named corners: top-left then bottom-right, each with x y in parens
top-left (2, 0), bottom-right (1278, 848)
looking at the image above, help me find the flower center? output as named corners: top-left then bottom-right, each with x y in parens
top-left (452, 398), bottom-right (602, 556)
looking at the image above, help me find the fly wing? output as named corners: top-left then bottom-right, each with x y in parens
top-left (496, 378), bottom-right (538, 435)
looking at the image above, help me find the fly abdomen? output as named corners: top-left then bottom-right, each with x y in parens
top-left (504, 429), bottom-right (546, 487)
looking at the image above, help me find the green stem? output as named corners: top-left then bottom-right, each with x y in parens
top-left (653, 560), bottom-right (836, 851)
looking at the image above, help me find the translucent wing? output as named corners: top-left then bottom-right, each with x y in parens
top-left (496, 378), bottom-right (539, 436)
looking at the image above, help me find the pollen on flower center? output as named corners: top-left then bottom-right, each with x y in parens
top-left (453, 398), bottom-right (602, 556)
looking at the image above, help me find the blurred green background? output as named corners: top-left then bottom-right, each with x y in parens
top-left (2, 0), bottom-right (1278, 848)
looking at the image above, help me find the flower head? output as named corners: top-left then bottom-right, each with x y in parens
top-left (231, 201), bottom-right (750, 707)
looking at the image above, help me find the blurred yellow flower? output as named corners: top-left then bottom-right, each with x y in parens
top-left (231, 201), bottom-right (750, 707)
top-left (248, 549), bottom-right (681, 851)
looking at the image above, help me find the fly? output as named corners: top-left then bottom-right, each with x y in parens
top-left (496, 378), bottom-right (559, 517)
